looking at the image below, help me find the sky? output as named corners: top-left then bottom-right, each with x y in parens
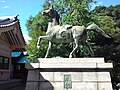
top-left (0, 0), bottom-right (120, 42)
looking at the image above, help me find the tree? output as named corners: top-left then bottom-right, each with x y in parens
top-left (95, 5), bottom-right (120, 28)
top-left (93, 5), bottom-right (120, 89)
top-left (53, 0), bottom-right (97, 26)
top-left (26, 11), bottom-right (50, 59)
top-left (93, 5), bottom-right (120, 61)
top-left (52, 0), bottom-right (98, 57)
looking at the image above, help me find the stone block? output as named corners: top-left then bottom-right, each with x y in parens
top-left (97, 72), bottom-right (111, 82)
top-left (27, 70), bottom-right (39, 81)
top-left (25, 81), bottom-right (54, 90)
top-left (54, 72), bottom-right (83, 81)
top-left (83, 72), bottom-right (111, 82)
top-left (39, 81), bottom-right (54, 90)
top-left (39, 63), bottom-right (97, 68)
top-left (40, 72), bottom-right (54, 81)
top-left (97, 63), bottom-right (113, 68)
top-left (71, 72), bottom-right (83, 82)
top-left (25, 58), bottom-right (113, 90)
top-left (51, 82), bottom-right (98, 90)
top-left (51, 82), bottom-right (63, 90)
top-left (98, 82), bottom-right (113, 90)
top-left (72, 82), bottom-right (97, 90)
top-left (25, 82), bottom-right (38, 90)
top-left (83, 72), bottom-right (97, 82)
top-left (38, 58), bottom-right (105, 63)
top-left (26, 63), bottom-right (39, 69)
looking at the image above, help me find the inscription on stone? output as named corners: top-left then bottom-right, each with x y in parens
top-left (64, 74), bottom-right (72, 89)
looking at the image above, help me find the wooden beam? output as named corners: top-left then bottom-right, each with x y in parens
top-left (11, 45), bottom-right (25, 50)
top-left (0, 39), bottom-right (11, 46)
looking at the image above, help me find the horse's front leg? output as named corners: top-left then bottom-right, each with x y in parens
top-left (37, 36), bottom-right (41, 49)
top-left (45, 41), bottom-right (52, 58)
top-left (69, 39), bottom-right (79, 58)
top-left (37, 36), bottom-right (50, 49)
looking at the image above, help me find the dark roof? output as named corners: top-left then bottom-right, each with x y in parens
top-left (0, 15), bottom-right (25, 52)
top-left (0, 15), bottom-right (18, 27)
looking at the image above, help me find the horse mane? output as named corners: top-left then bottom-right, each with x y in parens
top-left (54, 10), bottom-right (60, 25)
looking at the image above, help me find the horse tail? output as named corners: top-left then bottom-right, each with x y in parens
top-left (86, 24), bottom-right (111, 38)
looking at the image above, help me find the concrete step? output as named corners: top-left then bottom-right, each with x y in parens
top-left (26, 62), bottom-right (113, 69)
top-left (37, 58), bottom-right (105, 63)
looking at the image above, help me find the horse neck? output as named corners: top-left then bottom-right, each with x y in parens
top-left (46, 22), bottom-right (52, 34)
top-left (51, 11), bottom-right (60, 25)
top-left (47, 17), bottom-right (58, 30)
top-left (46, 20), bottom-right (58, 35)
top-left (52, 18), bottom-right (59, 26)
top-left (46, 13), bottom-right (59, 35)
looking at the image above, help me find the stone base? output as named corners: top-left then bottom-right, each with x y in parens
top-left (25, 58), bottom-right (113, 90)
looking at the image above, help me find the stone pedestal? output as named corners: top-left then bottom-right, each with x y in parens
top-left (25, 58), bottom-right (113, 90)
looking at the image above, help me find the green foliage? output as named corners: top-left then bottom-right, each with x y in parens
top-left (50, 0), bottom-right (97, 57)
top-left (48, 43), bottom-right (73, 58)
top-left (93, 5), bottom-right (120, 60)
top-left (26, 12), bottom-right (50, 60)
top-left (26, 0), bottom-right (120, 63)
top-left (42, 0), bottom-right (51, 10)
top-left (26, 0), bottom-right (98, 59)
top-left (93, 5), bottom-right (120, 88)
top-left (53, 0), bottom-right (97, 26)
top-left (94, 4), bottom-right (120, 28)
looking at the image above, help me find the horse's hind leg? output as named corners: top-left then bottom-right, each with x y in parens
top-left (69, 39), bottom-right (79, 58)
top-left (45, 41), bottom-right (52, 58)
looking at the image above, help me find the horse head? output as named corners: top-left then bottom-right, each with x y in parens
top-left (42, 5), bottom-right (60, 25)
top-left (42, 6), bottom-right (54, 17)
top-left (42, 5), bottom-right (59, 19)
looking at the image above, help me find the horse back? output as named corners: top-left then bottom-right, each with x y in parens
top-left (72, 26), bottom-right (85, 31)
top-left (72, 26), bottom-right (86, 39)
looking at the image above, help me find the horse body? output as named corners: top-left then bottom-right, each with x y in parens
top-left (39, 25), bottom-right (86, 43)
top-left (37, 6), bottom-right (111, 58)
top-left (51, 26), bottom-right (73, 43)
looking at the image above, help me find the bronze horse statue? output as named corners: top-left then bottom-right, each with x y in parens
top-left (37, 6), bottom-right (111, 58)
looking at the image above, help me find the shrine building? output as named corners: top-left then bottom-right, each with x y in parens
top-left (0, 15), bottom-right (25, 80)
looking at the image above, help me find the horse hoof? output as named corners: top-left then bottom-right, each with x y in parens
top-left (69, 55), bottom-right (72, 58)
top-left (37, 45), bottom-right (40, 49)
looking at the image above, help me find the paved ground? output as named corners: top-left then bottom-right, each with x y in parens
top-left (7, 83), bottom-right (26, 90)
top-left (0, 79), bottom-right (26, 90)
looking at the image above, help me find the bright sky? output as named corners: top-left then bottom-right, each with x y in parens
top-left (0, 0), bottom-right (120, 42)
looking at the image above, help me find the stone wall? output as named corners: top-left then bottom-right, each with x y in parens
top-left (25, 58), bottom-right (113, 90)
